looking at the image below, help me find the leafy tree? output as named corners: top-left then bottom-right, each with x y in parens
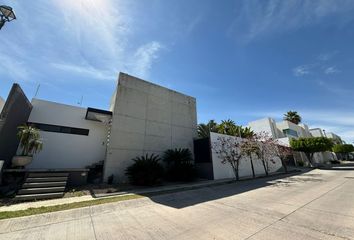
top-left (240, 136), bottom-right (261, 178)
top-left (212, 136), bottom-right (242, 180)
top-left (290, 137), bottom-right (334, 166)
top-left (283, 111), bottom-right (302, 125)
top-left (198, 119), bottom-right (254, 139)
top-left (217, 119), bottom-right (238, 136)
top-left (197, 120), bottom-right (218, 138)
top-left (332, 144), bottom-right (354, 160)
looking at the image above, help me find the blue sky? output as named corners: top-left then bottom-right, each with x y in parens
top-left (1, 0), bottom-right (354, 142)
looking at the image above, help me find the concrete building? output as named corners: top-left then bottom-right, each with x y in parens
top-left (2, 73), bottom-right (197, 183)
top-left (104, 73), bottom-right (197, 182)
top-left (326, 132), bottom-right (343, 144)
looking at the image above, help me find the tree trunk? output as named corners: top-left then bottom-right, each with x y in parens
top-left (305, 152), bottom-right (314, 167)
top-left (261, 159), bottom-right (268, 176)
top-left (236, 159), bottom-right (240, 181)
top-left (280, 157), bottom-right (288, 173)
top-left (249, 155), bottom-right (255, 178)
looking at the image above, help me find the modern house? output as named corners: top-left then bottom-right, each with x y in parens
top-left (248, 117), bottom-right (338, 165)
top-left (1, 73), bottom-right (197, 184)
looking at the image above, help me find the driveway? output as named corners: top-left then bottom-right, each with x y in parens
top-left (1, 167), bottom-right (354, 240)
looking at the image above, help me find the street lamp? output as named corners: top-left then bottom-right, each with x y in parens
top-left (0, 5), bottom-right (16, 30)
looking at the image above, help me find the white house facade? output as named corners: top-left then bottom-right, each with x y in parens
top-left (26, 99), bottom-right (110, 169)
top-left (248, 117), bottom-right (339, 165)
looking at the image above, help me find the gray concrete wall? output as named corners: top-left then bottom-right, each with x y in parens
top-left (0, 96), bottom-right (5, 113)
top-left (104, 73), bottom-right (197, 182)
top-left (0, 84), bottom-right (32, 167)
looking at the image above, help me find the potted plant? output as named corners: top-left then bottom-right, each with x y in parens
top-left (12, 125), bottom-right (43, 167)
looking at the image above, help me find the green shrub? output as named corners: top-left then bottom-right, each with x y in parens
top-left (163, 148), bottom-right (197, 182)
top-left (125, 154), bottom-right (164, 186)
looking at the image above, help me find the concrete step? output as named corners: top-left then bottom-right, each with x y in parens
top-left (28, 172), bottom-right (69, 178)
top-left (22, 181), bottom-right (67, 188)
top-left (18, 186), bottom-right (65, 195)
top-left (15, 192), bottom-right (64, 201)
top-left (26, 177), bottom-right (68, 183)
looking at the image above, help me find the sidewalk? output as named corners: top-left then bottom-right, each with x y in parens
top-left (0, 169), bottom-right (301, 212)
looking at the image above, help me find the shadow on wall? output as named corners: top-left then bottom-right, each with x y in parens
top-left (144, 170), bottom-right (312, 209)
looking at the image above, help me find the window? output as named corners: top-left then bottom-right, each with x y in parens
top-left (28, 122), bottom-right (89, 136)
top-left (283, 129), bottom-right (298, 137)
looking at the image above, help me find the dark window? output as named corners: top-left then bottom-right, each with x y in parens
top-left (28, 122), bottom-right (89, 136)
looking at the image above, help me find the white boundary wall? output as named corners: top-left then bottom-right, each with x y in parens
top-left (210, 132), bottom-right (283, 180)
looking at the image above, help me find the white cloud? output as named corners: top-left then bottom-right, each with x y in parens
top-left (293, 65), bottom-right (311, 77)
top-left (231, 0), bottom-right (354, 42)
top-left (324, 66), bottom-right (340, 74)
top-left (129, 41), bottom-right (163, 79)
top-left (51, 63), bottom-right (115, 81)
top-left (317, 51), bottom-right (338, 61)
top-left (0, 53), bottom-right (31, 82)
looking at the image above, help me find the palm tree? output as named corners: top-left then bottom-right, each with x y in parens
top-left (17, 125), bottom-right (43, 156)
top-left (197, 120), bottom-right (219, 138)
top-left (283, 111), bottom-right (302, 125)
top-left (217, 119), bottom-right (238, 136)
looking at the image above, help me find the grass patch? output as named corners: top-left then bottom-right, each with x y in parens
top-left (0, 194), bottom-right (144, 220)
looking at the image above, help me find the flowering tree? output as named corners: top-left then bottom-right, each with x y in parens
top-left (212, 136), bottom-right (242, 180)
top-left (273, 143), bottom-right (293, 173)
top-left (240, 136), bottom-right (260, 178)
top-left (253, 132), bottom-right (277, 176)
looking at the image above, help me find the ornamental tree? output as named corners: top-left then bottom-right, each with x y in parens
top-left (269, 141), bottom-right (293, 173)
top-left (332, 144), bottom-right (354, 160)
top-left (290, 137), bottom-right (333, 166)
top-left (253, 132), bottom-right (276, 176)
top-left (212, 136), bottom-right (242, 180)
top-left (240, 136), bottom-right (261, 178)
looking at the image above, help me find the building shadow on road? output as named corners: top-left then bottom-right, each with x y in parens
top-left (143, 170), bottom-right (313, 209)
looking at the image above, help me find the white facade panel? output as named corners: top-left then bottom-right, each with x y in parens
top-left (27, 99), bottom-right (109, 169)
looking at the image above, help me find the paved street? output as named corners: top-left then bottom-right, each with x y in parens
top-left (1, 167), bottom-right (354, 240)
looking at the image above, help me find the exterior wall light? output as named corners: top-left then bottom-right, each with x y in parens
top-left (0, 5), bottom-right (16, 30)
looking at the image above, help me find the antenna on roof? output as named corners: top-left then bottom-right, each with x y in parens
top-left (78, 96), bottom-right (83, 106)
top-left (33, 84), bottom-right (40, 99)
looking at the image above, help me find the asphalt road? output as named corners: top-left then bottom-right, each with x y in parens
top-left (1, 167), bottom-right (354, 240)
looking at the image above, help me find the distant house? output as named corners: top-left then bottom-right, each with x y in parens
top-left (0, 73), bottom-right (197, 183)
top-left (248, 117), bottom-right (338, 165)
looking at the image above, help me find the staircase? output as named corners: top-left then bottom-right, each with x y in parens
top-left (15, 172), bottom-right (69, 201)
